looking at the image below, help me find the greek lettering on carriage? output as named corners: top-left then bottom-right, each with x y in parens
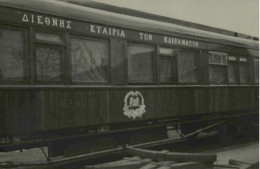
top-left (88, 24), bottom-right (126, 38)
top-left (123, 91), bottom-right (146, 119)
top-left (21, 13), bottom-right (72, 29)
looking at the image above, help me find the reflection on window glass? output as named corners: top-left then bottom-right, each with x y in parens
top-left (228, 62), bottom-right (237, 83)
top-left (35, 32), bottom-right (63, 43)
top-left (239, 57), bottom-right (247, 62)
top-left (128, 44), bottom-right (155, 82)
top-left (209, 66), bottom-right (226, 84)
top-left (160, 58), bottom-right (172, 82)
top-left (239, 57), bottom-right (248, 84)
top-left (228, 56), bottom-right (237, 61)
top-left (0, 28), bottom-right (26, 80)
top-left (177, 50), bottom-right (198, 83)
top-left (208, 52), bottom-right (227, 84)
top-left (209, 52), bottom-right (227, 65)
top-left (239, 63), bottom-right (248, 84)
top-left (36, 46), bottom-right (63, 81)
top-left (160, 48), bottom-right (174, 55)
top-left (159, 47), bottom-right (174, 83)
top-left (71, 38), bottom-right (108, 82)
top-left (254, 59), bottom-right (259, 83)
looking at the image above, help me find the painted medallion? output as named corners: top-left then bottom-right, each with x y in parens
top-left (123, 91), bottom-right (146, 119)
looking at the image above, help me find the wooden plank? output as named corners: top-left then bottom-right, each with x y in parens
top-left (0, 90), bottom-right (4, 134)
top-left (39, 90), bottom-right (46, 131)
top-left (45, 90), bottom-right (52, 130)
top-left (71, 89), bottom-right (109, 126)
top-left (177, 88), bottom-right (196, 116)
top-left (237, 88), bottom-right (250, 110)
top-left (6, 90), bottom-right (14, 135)
top-left (109, 89), bottom-right (127, 123)
top-left (28, 90), bottom-right (37, 134)
top-left (159, 88), bottom-right (178, 118)
top-left (12, 90), bottom-right (20, 135)
top-left (255, 87), bottom-right (259, 109)
top-left (0, 86), bottom-right (257, 138)
top-left (213, 88), bottom-right (228, 112)
top-left (228, 88), bottom-right (239, 110)
top-left (170, 162), bottom-right (213, 169)
top-left (197, 88), bottom-right (210, 114)
top-left (127, 147), bottom-right (216, 162)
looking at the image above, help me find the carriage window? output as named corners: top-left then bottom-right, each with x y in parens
top-left (160, 58), bottom-right (173, 82)
top-left (228, 56), bottom-right (238, 83)
top-left (177, 49), bottom-right (198, 83)
top-left (0, 28), bottom-right (27, 80)
top-left (159, 48), bottom-right (175, 83)
top-left (209, 52), bottom-right (227, 84)
top-left (71, 37), bottom-right (109, 82)
top-left (254, 58), bottom-right (259, 83)
top-left (239, 57), bottom-right (248, 84)
top-left (35, 32), bottom-right (63, 43)
top-left (36, 45), bottom-right (63, 81)
top-left (128, 44), bottom-right (155, 83)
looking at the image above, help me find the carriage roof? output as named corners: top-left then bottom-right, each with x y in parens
top-left (0, 0), bottom-right (258, 49)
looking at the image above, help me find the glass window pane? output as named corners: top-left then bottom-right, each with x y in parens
top-left (209, 66), bottom-right (226, 84)
top-left (209, 52), bottom-right (227, 65)
top-left (128, 44), bottom-right (155, 82)
top-left (239, 57), bottom-right (248, 62)
top-left (177, 50), bottom-right (198, 83)
top-left (160, 48), bottom-right (174, 55)
top-left (160, 58), bottom-right (172, 82)
top-left (254, 59), bottom-right (259, 83)
top-left (71, 38), bottom-right (109, 82)
top-left (239, 63), bottom-right (248, 84)
top-left (35, 32), bottom-right (63, 43)
top-left (228, 62), bottom-right (237, 83)
top-left (228, 56), bottom-right (237, 61)
top-left (0, 28), bottom-right (26, 80)
top-left (209, 53), bottom-right (221, 64)
top-left (36, 45), bottom-right (63, 81)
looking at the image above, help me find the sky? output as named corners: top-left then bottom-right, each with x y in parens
top-left (93, 0), bottom-right (259, 37)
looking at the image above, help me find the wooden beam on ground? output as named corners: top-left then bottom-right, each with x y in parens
top-left (127, 146), bottom-right (216, 162)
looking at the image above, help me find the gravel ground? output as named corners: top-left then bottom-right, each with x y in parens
top-left (213, 141), bottom-right (259, 165)
top-left (0, 147), bottom-right (48, 163)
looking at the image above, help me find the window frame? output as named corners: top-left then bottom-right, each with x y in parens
top-left (238, 56), bottom-right (249, 84)
top-left (69, 35), bottom-right (110, 85)
top-left (176, 48), bottom-right (199, 84)
top-left (158, 47), bottom-right (176, 84)
top-left (33, 28), bottom-right (66, 84)
top-left (127, 43), bottom-right (156, 84)
top-left (34, 43), bottom-right (65, 83)
top-left (208, 51), bottom-right (228, 85)
top-left (34, 29), bottom-right (65, 46)
top-left (227, 55), bottom-right (238, 84)
top-left (0, 25), bottom-right (29, 84)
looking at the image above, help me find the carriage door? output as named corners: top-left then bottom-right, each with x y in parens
top-left (177, 49), bottom-right (199, 115)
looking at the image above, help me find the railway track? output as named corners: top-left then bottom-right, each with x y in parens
top-left (0, 122), bottom-right (258, 169)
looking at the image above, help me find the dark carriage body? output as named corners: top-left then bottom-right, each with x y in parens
top-left (0, 0), bottom-right (258, 150)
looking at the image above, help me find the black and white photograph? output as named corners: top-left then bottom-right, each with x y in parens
top-left (0, 0), bottom-right (259, 168)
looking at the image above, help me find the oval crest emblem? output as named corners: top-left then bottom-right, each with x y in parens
top-left (123, 91), bottom-right (146, 119)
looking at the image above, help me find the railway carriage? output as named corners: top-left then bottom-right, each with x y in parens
top-left (0, 0), bottom-right (258, 156)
